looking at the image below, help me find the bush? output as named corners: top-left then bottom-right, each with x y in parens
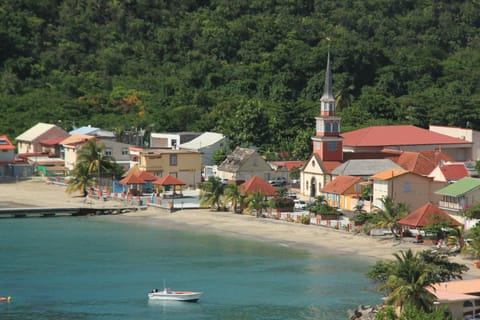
top-left (300, 215), bottom-right (310, 225)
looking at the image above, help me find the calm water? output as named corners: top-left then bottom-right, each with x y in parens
top-left (0, 217), bottom-right (381, 319)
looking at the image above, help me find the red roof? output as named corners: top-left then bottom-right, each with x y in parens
top-left (239, 176), bottom-right (276, 196)
top-left (119, 174), bottom-right (146, 185)
top-left (136, 170), bottom-right (158, 181)
top-left (0, 135), bottom-right (15, 150)
top-left (40, 137), bottom-right (66, 146)
top-left (321, 176), bottom-right (364, 194)
top-left (154, 174), bottom-right (186, 186)
top-left (395, 150), bottom-right (455, 176)
top-left (398, 203), bottom-right (462, 228)
top-left (440, 163), bottom-right (469, 180)
top-left (342, 125), bottom-right (470, 147)
top-left (322, 160), bottom-right (343, 173)
top-left (269, 161), bottom-right (306, 171)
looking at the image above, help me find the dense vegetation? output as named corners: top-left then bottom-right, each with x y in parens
top-left (2, 0), bottom-right (480, 159)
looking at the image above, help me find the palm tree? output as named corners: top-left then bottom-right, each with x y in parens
top-left (76, 140), bottom-right (114, 185)
top-left (66, 161), bottom-right (96, 196)
top-left (199, 176), bottom-right (226, 211)
top-left (244, 191), bottom-right (268, 218)
top-left (384, 250), bottom-right (436, 312)
top-left (372, 196), bottom-right (409, 238)
top-left (367, 249), bottom-right (467, 316)
top-left (224, 183), bottom-right (240, 213)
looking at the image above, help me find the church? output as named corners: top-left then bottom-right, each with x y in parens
top-left (300, 53), bottom-right (472, 198)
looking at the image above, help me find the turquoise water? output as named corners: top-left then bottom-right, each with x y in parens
top-left (0, 218), bottom-right (381, 319)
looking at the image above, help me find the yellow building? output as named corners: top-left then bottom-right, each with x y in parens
top-left (130, 147), bottom-right (202, 188)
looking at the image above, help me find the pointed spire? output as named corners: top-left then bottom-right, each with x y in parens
top-left (321, 51), bottom-right (334, 101)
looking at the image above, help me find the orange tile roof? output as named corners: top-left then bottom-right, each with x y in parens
top-left (321, 176), bottom-right (364, 194)
top-left (440, 163), bottom-right (469, 180)
top-left (60, 134), bottom-right (95, 146)
top-left (370, 169), bottom-right (409, 180)
top-left (0, 135), bottom-right (15, 150)
top-left (395, 150), bottom-right (455, 175)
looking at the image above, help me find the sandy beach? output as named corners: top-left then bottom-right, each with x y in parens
top-left (2, 179), bottom-right (480, 278)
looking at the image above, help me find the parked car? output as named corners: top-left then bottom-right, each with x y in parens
top-left (268, 176), bottom-right (287, 186)
top-left (286, 192), bottom-right (297, 199)
top-left (294, 199), bottom-right (307, 210)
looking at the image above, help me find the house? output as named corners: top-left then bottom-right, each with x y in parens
top-left (60, 134), bottom-right (96, 170)
top-left (429, 124), bottom-right (480, 160)
top-left (320, 176), bottom-right (368, 211)
top-left (216, 147), bottom-right (274, 183)
top-left (129, 147), bottom-right (202, 187)
top-left (428, 162), bottom-right (470, 183)
top-left (178, 132), bottom-right (228, 166)
top-left (150, 132), bottom-right (201, 149)
top-left (371, 169), bottom-right (444, 211)
top-left (427, 279), bottom-right (480, 320)
top-left (0, 135), bottom-right (21, 179)
top-left (0, 135), bottom-right (15, 164)
top-left (342, 125), bottom-right (472, 161)
top-left (435, 177), bottom-right (480, 228)
top-left (101, 140), bottom-right (132, 171)
top-left (16, 122), bottom-right (69, 156)
top-left (394, 149), bottom-right (455, 176)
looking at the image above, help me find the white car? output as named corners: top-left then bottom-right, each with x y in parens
top-left (294, 199), bottom-right (307, 210)
top-left (268, 177), bottom-right (287, 186)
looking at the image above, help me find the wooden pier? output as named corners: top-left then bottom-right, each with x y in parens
top-left (0, 206), bottom-right (140, 218)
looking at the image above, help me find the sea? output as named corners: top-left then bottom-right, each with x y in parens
top-left (0, 216), bottom-right (382, 320)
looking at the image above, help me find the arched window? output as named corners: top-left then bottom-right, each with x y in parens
top-left (325, 123), bottom-right (331, 133)
top-left (332, 122), bottom-right (338, 132)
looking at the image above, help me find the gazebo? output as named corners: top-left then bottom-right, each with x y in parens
top-left (154, 174), bottom-right (187, 197)
top-left (398, 203), bottom-right (462, 228)
top-left (239, 176), bottom-right (277, 196)
top-left (119, 174), bottom-right (146, 195)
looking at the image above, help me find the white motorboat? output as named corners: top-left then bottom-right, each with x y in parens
top-left (148, 287), bottom-right (202, 302)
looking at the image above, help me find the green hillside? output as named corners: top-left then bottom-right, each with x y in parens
top-left (1, 0), bottom-right (480, 159)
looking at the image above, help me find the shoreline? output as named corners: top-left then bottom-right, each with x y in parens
top-left (2, 180), bottom-right (480, 277)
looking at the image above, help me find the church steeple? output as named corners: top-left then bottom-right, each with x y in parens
top-left (321, 51), bottom-right (334, 102)
top-left (311, 49), bottom-right (343, 162)
top-left (320, 51), bottom-right (335, 116)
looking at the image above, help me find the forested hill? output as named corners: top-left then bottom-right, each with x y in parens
top-left (1, 0), bottom-right (480, 159)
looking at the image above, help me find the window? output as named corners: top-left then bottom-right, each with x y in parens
top-left (122, 148), bottom-right (129, 155)
top-left (332, 122), bottom-right (339, 132)
top-left (105, 148), bottom-right (112, 156)
top-left (170, 154), bottom-right (177, 166)
top-left (404, 181), bottom-right (411, 192)
top-left (327, 142), bottom-right (337, 151)
top-left (325, 123), bottom-right (331, 133)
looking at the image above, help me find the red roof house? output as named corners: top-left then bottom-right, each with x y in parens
top-left (428, 163), bottom-right (470, 183)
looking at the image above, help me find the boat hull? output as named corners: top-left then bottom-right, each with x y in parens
top-left (148, 291), bottom-right (202, 302)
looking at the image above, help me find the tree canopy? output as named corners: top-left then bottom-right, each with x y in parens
top-left (2, 0), bottom-right (480, 158)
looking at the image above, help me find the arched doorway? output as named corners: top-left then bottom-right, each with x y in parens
top-left (310, 177), bottom-right (316, 197)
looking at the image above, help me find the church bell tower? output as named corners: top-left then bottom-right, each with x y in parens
top-left (311, 52), bottom-right (343, 162)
